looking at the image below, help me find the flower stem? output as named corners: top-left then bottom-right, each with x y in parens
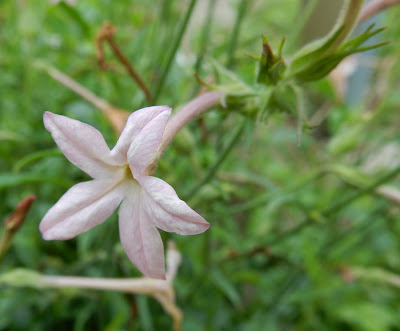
top-left (146, 91), bottom-right (222, 175)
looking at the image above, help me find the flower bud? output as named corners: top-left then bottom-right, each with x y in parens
top-left (4, 195), bottom-right (36, 233)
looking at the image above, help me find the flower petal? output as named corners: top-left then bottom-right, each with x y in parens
top-left (44, 112), bottom-right (119, 179)
top-left (111, 106), bottom-right (171, 164)
top-left (118, 184), bottom-right (166, 279)
top-left (40, 178), bottom-right (126, 240)
top-left (127, 109), bottom-right (171, 178)
top-left (140, 176), bottom-right (210, 235)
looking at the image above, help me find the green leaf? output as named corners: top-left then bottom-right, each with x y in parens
top-left (0, 173), bottom-right (71, 190)
top-left (210, 269), bottom-right (242, 309)
top-left (0, 131), bottom-right (24, 142)
top-left (55, 2), bottom-right (90, 37)
top-left (333, 302), bottom-right (397, 331)
top-left (13, 149), bottom-right (62, 173)
top-left (136, 296), bottom-right (154, 331)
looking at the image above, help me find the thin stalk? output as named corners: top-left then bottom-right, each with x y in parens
top-left (153, 0), bottom-right (198, 102)
top-left (290, 83), bottom-right (305, 147)
top-left (192, 0), bottom-right (218, 96)
top-left (202, 224), bottom-right (211, 267)
top-left (35, 62), bottom-right (129, 134)
top-left (288, 0), bottom-right (319, 47)
top-left (319, 205), bottom-right (385, 257)
top-left (159, 0), bottom-right (173, 23)
top-left (194, 0), bottom-right (217, 73)
top-left (106, 37), bottom-right (153, 103)
top-left (185, 119), bottom-right (247, 201)
top-left (96, 23), bottom-right (153, 103)
top-left (226, 0), bottom-right (248, 68)
top-left (267, 205), bottom-right (387, 311)
top-left (226, 170), bottom-right (325, 215)
top-left (323, 164), bottom-right (400, 215)
top-left (268, 164), bottom-right (400, 244)
top-left (146, 91), bottom-right (222, 175)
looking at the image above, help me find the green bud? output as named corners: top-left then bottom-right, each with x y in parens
top-left (256, 36), bottom-right (286, 85)
top-left (284, 0), bottom-right (388, 82)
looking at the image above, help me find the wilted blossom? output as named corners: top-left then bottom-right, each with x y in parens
top-left (40, 106), bottom-right (209, 279)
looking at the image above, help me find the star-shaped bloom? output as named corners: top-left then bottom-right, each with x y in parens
top-left (40, 106), bottom-right (209, 279)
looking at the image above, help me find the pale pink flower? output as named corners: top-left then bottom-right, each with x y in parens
top-left (40, 106), bottom-right (209, 279)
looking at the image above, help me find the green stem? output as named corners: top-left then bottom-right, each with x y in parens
top-left (323, 164), bottom-right (400, 215)
top-left (194, 0), bottom-right (217, 73)
top-left (319, 205), bottom-right (386, 257)
top-left (327, 0), bottom-right (365, 52)
top-left (159, 0), bottom-right (173, 23)
top-left (267, 205), bottom-right (387, 311)
top-left (290, 84), bottom-right (305, 147)
top-left (288, 0), bottom-right (319, 46)
top-left (0, 233), bottom-right (13, 262)
top-left (227, 170), bottom-right (325, 215)
top-left (226, 0), bottom-right (248, 68)
top-left (185, 119), bottom-right (247, 201)
top-left (202, 224), bottom-right (211, 267)
top-left (269, 164), bottom-right (400, 244)
top-left (191, 0), bottom-right (217, 97)
top-left (153, 0), bottom-right (198, 102)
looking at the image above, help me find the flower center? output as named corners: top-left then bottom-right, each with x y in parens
top-left (123, 164), bottom-right (138, 184)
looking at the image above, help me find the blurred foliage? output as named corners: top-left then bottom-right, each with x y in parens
top-left (1, 0), bottom-right (400, 330)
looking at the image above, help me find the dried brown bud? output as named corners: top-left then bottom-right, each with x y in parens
top-left (5, 195), bottom-right (36, 233)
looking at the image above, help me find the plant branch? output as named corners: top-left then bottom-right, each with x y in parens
top-left (96, 22), bottom-right (153, 103)
top-left (35, 62), bottom-right (129, 133)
